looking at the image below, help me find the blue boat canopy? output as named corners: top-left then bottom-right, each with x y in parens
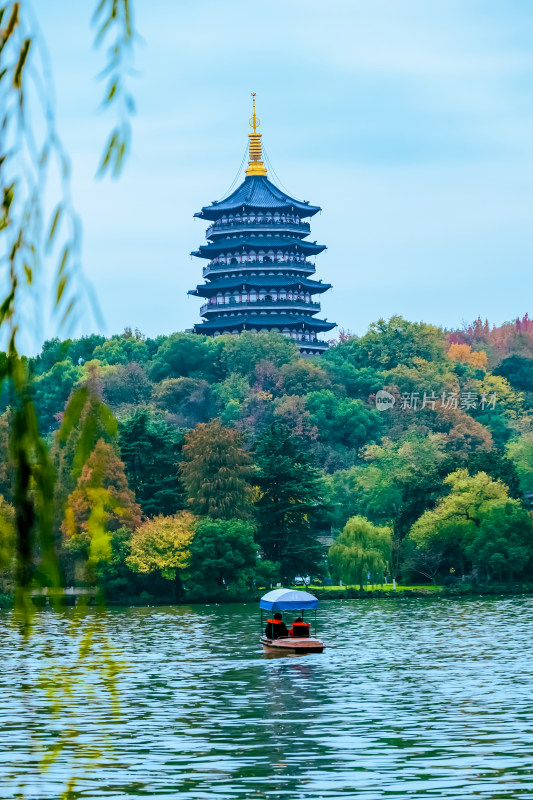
top-left (260, 588), bottom-right (319, 612)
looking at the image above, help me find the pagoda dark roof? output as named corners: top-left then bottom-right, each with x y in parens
top-left (194, 314), bottom-right (335, 333)
top-left (189, 275), bottom-right (331, 297)
top-left (195, 176), bottom-right (321, 221)
top-left (192, 236), bottom-right (325, 259)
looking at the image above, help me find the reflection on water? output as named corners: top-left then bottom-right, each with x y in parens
top-left (1, 597), bottom-right (533, 798)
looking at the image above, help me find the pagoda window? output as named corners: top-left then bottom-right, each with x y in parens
top-left (265, 294), bottom-right (272, 303)
top-left (224, 292), bottom-right (231, 303)
top-left (250, 290), bottom-right (257, 301)
top-left (249, 250), bottom-right (256, 262)
top-left (235, 214), bottom-right (241, 223)
top-left (273, 212), bottom-right (280, 223)
top-left (249, 212), bottom-right (256, 223)
top-left (279, 290), bottom-right (287, 300)
top-left (216, 293), bottom-right (223, 304)
top-left (241, 292), bottom-right (247, 303)
top-left (266, 212), bottom-right (272, 222)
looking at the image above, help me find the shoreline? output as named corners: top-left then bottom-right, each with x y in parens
top-left (2, 582), bottom-right (533, 610)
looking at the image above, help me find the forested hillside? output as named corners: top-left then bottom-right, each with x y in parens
top-left (1, 314), bottom-right (532, 603)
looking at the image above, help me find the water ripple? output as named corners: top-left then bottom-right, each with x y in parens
top-left (1, 597), bottom-right (533, 798)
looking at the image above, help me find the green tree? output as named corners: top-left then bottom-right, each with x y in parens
top-left (323, 362), bottom-right (385, 400)
top-left (463, 501), bottom-right (533, 581)
top-left (325, 433), bottom-right (456, 575)
top-left (506, 432), bottom-right (533, 495)
top-left (219, 331), bottom-right (298, 378)
top-left (212, 373), bottom-right (251, 425)
top-left (187, 518), bottom-right (258, 601)
top-left (119, 410), bottom-right (186, 516)
top-left (150, 333), bottom-right (221, 382)
top-left (325, 316), bottom-right (446, 371)
top-left (254, 423), bottom-right (327, 581)
top-left (329, 516), bottom-right (392, 589)
top-left (384, 356), bottom-right (458, 397)
top-left (279, 359), bottom-right (333, 395)
top-left (305, 390), bottom-right (381, 449)
top-left (180, 421), bottom-right (253, 519)
top-left (32, 360), bottom-right (82, 432)
top-left (0, 412), bottom-right (15, 503)
top-left (409, 469), bottom-right (514, 576)
top-left (92, 330), bottom-right (149, 365)
top-left (127, 512), bottom-right (196, 599)
top-left (0, 495), bottom-right (16, 593)
top-left (152, 377), bottom-right (214, 425)
top-left (494, 355), bottom-right (533, 394)
top-left (467, 449), bottom-right (522, 499)
top-left (101, 362), bottom-right (152, 407)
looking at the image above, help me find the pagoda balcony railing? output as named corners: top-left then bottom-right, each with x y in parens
top-left (299, 341), bottom-right (329, 351)
top-left (205, 219), bottom-right (310, 237)
top-left (200, 298), bottom-right (321, 314)
top-left (203, 256), bottom-right (314, 276)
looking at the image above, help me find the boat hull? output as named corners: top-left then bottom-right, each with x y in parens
top-left (260, 635), bottom-right (324, 654)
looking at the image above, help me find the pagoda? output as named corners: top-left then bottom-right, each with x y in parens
top-left (189, 94), bottom-right (335, 355)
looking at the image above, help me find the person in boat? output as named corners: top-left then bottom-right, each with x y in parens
top-left (265, 612), bottom-right (289, 639)
top-left (291, 616), bottom-right (310, 637)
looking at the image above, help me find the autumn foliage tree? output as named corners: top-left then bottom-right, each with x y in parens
top-left (62, 439), bottom-right (142, 569)
top-left (179, 421), bottom-right (254, 519)
top-left (127, 512), bottom-right (196, 599)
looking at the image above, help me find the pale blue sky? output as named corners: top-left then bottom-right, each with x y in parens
top-left (36, 0), bottom-right (533, 344)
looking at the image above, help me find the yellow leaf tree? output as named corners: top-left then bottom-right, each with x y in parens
top-left (127, 512), bottom-right (196, 599)
top-left (448, 342), bottom-right (488, 370)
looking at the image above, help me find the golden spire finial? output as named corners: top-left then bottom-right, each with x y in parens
top-left (249, 92), bottom-right (259, 133)
top-left (246, 91), bottom-right (267, 176)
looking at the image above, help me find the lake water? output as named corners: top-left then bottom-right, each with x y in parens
top-left (1, 597), bottom-right (533, 799)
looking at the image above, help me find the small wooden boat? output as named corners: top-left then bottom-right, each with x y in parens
top-left (260, 634), bottom-right (324, 654)
top-left (259, 588), bottom-right (325, 655)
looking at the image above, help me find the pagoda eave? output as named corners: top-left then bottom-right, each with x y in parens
top-left (188, 276), bottom-right (331, 298)
top-left (194, 314), bottom-right (335, 333)
top-left (196, 175), bottom-right (321, 221)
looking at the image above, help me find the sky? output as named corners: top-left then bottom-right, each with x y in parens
top-left (32, 0), bottom-right (533, 348)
